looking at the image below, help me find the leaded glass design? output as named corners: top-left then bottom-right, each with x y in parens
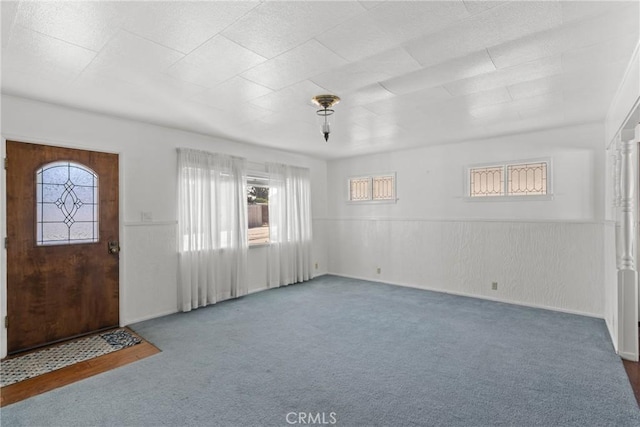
top-left (507, 162), bottom-right (547, 196)
top-left (372, 175), bottom-right (395, 200)
top-left (350, 177), bottom-right (371, 201)
top-left (470, 166), bottom-right (504, 197)
top-left (36, 161), bottom-right (99, 245)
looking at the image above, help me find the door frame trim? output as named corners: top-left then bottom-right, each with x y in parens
top-left (1, 135), bottom-right (124, 358)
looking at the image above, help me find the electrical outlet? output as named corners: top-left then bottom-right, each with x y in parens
top-left (376, 267), bottom-right (381, 274)
top-left (315, 262), bottom-right (318, 270)
top-left (141, 211), bottom-right (153, 222)
top-left (491, 282), bottom-right (498, 290)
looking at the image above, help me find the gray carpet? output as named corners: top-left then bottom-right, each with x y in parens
top-left (1, 275), bottom-right (638, 426)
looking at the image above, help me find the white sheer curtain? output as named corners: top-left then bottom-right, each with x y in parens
top-left (267, 163), bottom-right (312, 287)
top-left (177, 148), bottom-right (248, 312)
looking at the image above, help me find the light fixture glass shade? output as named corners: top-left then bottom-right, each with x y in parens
top-left (322, 119), bottom-right (331, 135)
top-left (312, 95), bottom-right (340, 142)
top-left (316, 108), bottom-right (335, 141)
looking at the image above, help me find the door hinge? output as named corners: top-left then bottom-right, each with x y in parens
top-left (3, 237), bottom-right (7, 249)
top-left (3, 157), bottom-right (6, 169)
top-left (4, 316), bottom-right (7, 328)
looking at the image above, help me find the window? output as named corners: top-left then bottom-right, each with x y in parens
top-left (468, 160), bottom-right (550, 198)
top-left (349, 177), bottom-right (371, 201)
top-left (507, 162), bottom-right (547, 196)
top-left (469, 165), bottom-right (504, 197)
top-left (372, 175), bottom-right (396, 200)
top-left (247, 175), bottom-right (269, 245)
top-left (36, 161), bottom-right (99, 245)
top-left (348, 173), bottom-right (396, 202)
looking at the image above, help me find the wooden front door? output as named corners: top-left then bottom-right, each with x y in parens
top-left (6, 141), bottom-right (119, 354)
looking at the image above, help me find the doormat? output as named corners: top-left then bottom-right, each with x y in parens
top-left (0, 329), bottom-right (141, 387)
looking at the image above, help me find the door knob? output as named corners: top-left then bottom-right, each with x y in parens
top-left (108, 241), bottom-right (120, 254)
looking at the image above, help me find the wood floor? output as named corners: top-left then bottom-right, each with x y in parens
top-left (0, 329), bottom-right (160, 407)
top-left (623, 358), bottom-right (640, 406)
top-left (623, 325), bottom-right (640, 407)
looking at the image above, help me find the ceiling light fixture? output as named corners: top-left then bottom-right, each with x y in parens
top-left (311, 94), bottom-right (340, 142)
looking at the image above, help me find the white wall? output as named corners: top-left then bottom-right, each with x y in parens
top-left (326, 123), bottom-right (607, 317)
top-left (606, 42), bottom-right (639, 146)
top-left (328, 124), bottom-right (602, 222)
top-left (0, 93), bottom-right (618, 358)
top-left (0, 94), bottom-right (328, 358)
top-left (603, 143), bottom-right (618, 348)
top-left (604, 40), bottom-right (640, 348)
top-left (604, 222), bottom-right (618, 350)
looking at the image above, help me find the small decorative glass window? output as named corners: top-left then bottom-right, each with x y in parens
top-left (469, 165), bottom-right (505, 197)
top-left (348, 173), bottom-right (397, 203)
top-left (372, 175), bottom-right (396, 200)
top-left (36, 161), bottom-right (99, 246)
top-left (349, 177), bottom-right (371, 201)
top-left (468, 159), bottom-right (550, 199)
top-left (507, 162), bottom-right (547, 196)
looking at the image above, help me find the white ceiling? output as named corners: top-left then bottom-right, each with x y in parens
top-left (1, 1), bottom-right (638, 159)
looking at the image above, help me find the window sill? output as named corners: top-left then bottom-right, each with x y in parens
top-left (347, 199), bottom-right (399, 205)
top-left (249, 242), bottom-right (271, 249)
top-left (464, 194), bottom-right (554, 202)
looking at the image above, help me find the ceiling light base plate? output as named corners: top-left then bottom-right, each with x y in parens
top-left (312, 94), bottom-right (341, 109)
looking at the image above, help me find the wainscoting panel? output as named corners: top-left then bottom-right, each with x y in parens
top-left (122, 222), bottom-right (178, 324)
top-left (121, 219), bottom-right (329, 325)
top-left (327, 219), bottom-right (605, 317)
top-left (604, 222), bottom-right (618, 349)
top-left (312, 219), bottom-right (329, 277)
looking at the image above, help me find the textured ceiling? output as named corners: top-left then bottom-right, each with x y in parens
top-left (1, 1), bottom-right (638, 159)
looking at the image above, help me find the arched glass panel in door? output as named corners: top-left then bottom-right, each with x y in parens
top-left (36, 161), bottom-right (99, 245)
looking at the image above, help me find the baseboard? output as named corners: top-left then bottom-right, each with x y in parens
top-left (122, 308), bottom-right (179, 326)
top-left (328, 273), bottom-right (603, 319)
top-left (124, 282), bottom-right (315, 325)
top-left (248, 286), bottom-right (269, 295)
top-left (606, 317), bottom-right (619, 353)
top-left (248, 275), bottom-right (321, 296)
top-left (619, 350), bottom-right (640, 362)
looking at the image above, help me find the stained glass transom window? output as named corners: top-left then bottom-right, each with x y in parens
top-left (372, 175), bottom-right (395, 200)
top-left (507, 162), bottom-right (547, 196)
top-left (468, 160), bottom-right (550, 198)
top-left (36, 161), bottom-right (99, 246)
top-left (470, 166), bottom-right (505, 197)
top-left (349, 174), bottom-right (397, 202)
top-left (349, 177), bottom-right (371, 201)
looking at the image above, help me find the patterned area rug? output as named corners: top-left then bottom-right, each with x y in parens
top-left (0, 329), bottom-right (141, 387)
